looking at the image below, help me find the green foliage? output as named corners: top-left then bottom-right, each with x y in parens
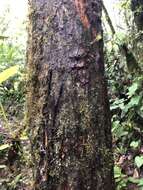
top-left (0, 65), bottom-right (20, 133)
top-left (114, 166), bottom-right (128, 190)
top-left (104, 1), bottom-right (143, 189)
top-left (0, 10), bottom-right (26, 189)
top-left (135, 156), bottom-right (143, 168)
top-left (0, 65), bottom-right (19, 83)
top-left (108, 47), bottom-right (143, 189)
top-left (7, 174), bottom-right (22, 189)
top-left (130, 140), bottom-right (140, 148)
top-left (0, 41), bottom-right (25, 107)
top-left (0, 143), bottom-right (10, 151)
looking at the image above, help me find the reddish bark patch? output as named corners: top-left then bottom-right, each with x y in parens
top-left (74, 0), bottom-right (97, 38)
top-left (74, 0), bottom-right (90, 29)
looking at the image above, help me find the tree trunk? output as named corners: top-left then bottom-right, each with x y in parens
top-left (27, 0), bottom-right (115, 189)
top-left (131, 0), bottom-right (143, 30)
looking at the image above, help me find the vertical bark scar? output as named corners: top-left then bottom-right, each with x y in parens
top-left (52, 81), bottom-right (64, 129)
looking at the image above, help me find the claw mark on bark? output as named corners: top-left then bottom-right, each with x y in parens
top-left (52, 73), bottom-right (66, 129)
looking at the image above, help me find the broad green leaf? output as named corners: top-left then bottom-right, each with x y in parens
top-left (128, 177), bottom-right (139, 184)
top-left (110, 104), bottom-right (119, 110)
top-left (130, 141), bottom-right (140, 148)
top-left (126, 96), bottom-right (141, 110)
top-left (114, 166), bottom-right (122, 178)
top-left (123, 104), bottom-right (130, 113)
top-left (138, 179), bottom-right (143, 186)
top-left (0, 65), bottom-right (19, 84)
top-left (110, 99), bottom-right (125, 111)
top-left (135, 156), bottom-right (143, 168)
top-left (14, 174), bottom-right (22, 183)
top-left (0, 144), bottom-right (10, 151)
top-left (127, 83), bottom-right (138, 97)
top-left (112, 123), bottom-right (128, 138)
top-left (118, 103), bottom-right (125, 110)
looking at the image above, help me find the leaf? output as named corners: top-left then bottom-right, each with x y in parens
top-left (110, 104), bottom-right (119, 110)
top-left (127, 82), bottom-right (139, 97)
top-left (0, 165), bottom-right (7, 169)
top-left (118, 103), bottom-right (125, 110)
top-left (112, 123), bottom-right (128, 139)
top-left (114, 166), bottom-right (122, 178)
top-left (130, 141), bottom-right (140, 148)
top-left (0, 144), bottom-right (10, 151)
top-left (95, 34), bottom-right (102, 41)
top-left (128, 177), bottom-right (139, 184)
top-left (137, 105), bottom-right (143, 118)
top-left (14, 174), bottom-right (22, 183)
top-left (135, 156), bottom-right (143, 168)
top-left (9, 174), bottom-right (22, 188)
top-left (0, 65), bottom-right (19, 84)
top-left (125, 96), bottom-right (141, 111)
top-left (138, 179), bottom-right (143, 186)
top-left (110, 99), bottom-right (125, 111)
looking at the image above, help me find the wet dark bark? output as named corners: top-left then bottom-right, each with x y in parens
top-left (27, 0), bottom-right (115, 189)
top-left (131, 0), bottom-right (143, 30)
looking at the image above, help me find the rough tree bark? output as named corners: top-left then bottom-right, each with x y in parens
top-left (27, 0), bottom-right (115, 189)
top-left (131, 0), bottom-right (143, 30)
